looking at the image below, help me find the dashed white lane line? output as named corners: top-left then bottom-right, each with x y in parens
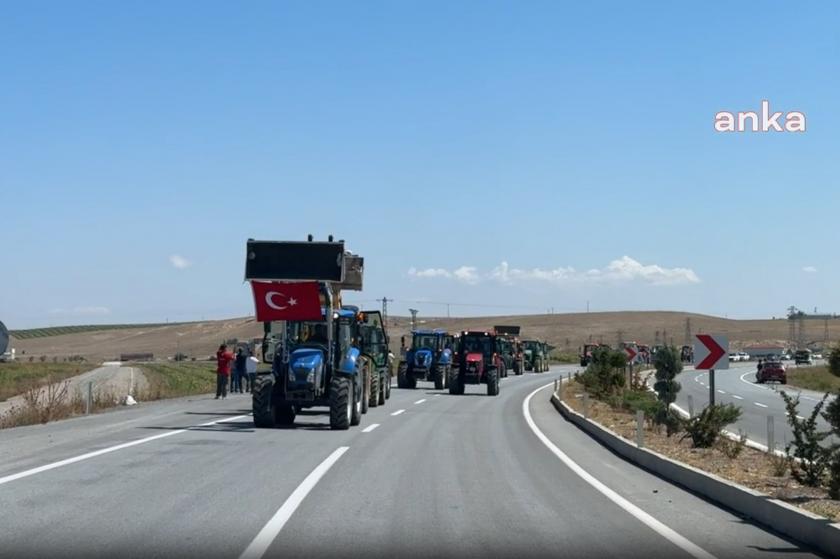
top-left (414, 399), bottom-right (427, 405)
top-left (755, 402), bottom-right (768, 408)
top-left (0, 414), bottom-right (250, 487)
top-left (717, 390), bottom-right (726, 394)
top-left (523, 383), bottom-right (715, 559)
top-left (732, 395), bottom-right (744, 400)
top-left (239, 446), bottom-right (349, 559)
top-left (362, 423), bottom-right (380, 433)
top-left (391, 409), bottom-right (406, 416)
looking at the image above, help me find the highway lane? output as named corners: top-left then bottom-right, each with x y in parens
top-left (674, 362), bottom-right (835, 450)
top-left (0, 367), bottom-right (818, 558)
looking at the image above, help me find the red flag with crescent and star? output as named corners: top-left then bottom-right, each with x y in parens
top-left (251, 281), bottom-right (322, 322)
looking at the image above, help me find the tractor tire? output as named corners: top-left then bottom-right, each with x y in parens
top-left (500, 363), bottom-right (507, 378)
top-left (397, 363), bottom-right (409, 388)
top-left (276, 404), bottom-right (296, 426)
top-left (434, 365), bottom-right (445, 390)
top-left (444, 365), bottom-right (450, 389)
top-left (361, 364), bottom-right (370, 415)
top-left (378, 372), bottom-right (387, 405)
top-left (369, 372), bottom-right (379, 408)
top-left (385, 374), bottom-right (392, 400)
top-left (448, 369), bottom-right (462, 395)
top-left (407, 374), bottom-right (417, 389)
top-left (252, 375), bottom-right (277, 428)
top-left (486, 368), bottom-right (499, 396)
top-left (329, 376), bottom-right (352, 430)
top-left (534, 358), bottom-right (542, 373)
top-left (515, 359), bottom-right (524, 376)
top-left (351, 377), bottom-right (362, 426)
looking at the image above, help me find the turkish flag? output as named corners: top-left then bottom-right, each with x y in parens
top-left (251, 281), bottom-right (323, 322)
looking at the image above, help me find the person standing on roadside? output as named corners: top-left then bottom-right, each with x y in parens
top-left (216, 344), bottom-right (234, 399)
top-left (246, 352), bottom-right (259, 392)
top-left (233, 348), bottom-right (247, 393)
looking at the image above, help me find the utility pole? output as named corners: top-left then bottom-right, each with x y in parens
top-left (379, 297), bottom-right (394, 323)
top-left (409, 308), bottom-right (419, 330)
top-left (684, 318), bottom-right (692, 347)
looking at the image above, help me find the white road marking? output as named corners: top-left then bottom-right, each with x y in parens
top-left (391, 409), bottom-right (405, 416)
top-left (414, 399), bottom-right (427, 405)
top-left (0, 414), bottom-right (249, 487)
top-left (717, 390), bottom-right (726, 394)
top-left (524, 383), bottom-right (716, 559)
top-left (362, 423), bottom-right (380, 433)
top-left (755, 402), bottom-right (768, 408)
top-left (239, 446), bottom-right (348, 559)
top-left (732, 395), bottom-right (743, 400)
top-left (797, 416), bottom-right (806, 421)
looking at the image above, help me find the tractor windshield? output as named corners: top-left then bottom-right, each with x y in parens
top-left (412, 334), bottom-right (438, 351)
top-left (461, 335), bottom-right (493, 356)
top-left (523, 341), bottom-right (539, 352)
top-left (287, 320), bottom-right (330, 347)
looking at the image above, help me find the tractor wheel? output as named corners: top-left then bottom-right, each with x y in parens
top-left (378, 372), bottom-right (387, 405)
top-left (444, 365), bottom-right (450, 389)
top-left (252, 375), bottom-right (277, 428)
top-left (515, 359), bottom-right (524, 376)
top-left (448, 369), bottom-right (460, 395)
top-left (397, 363), bottom-right (409, 388)
top-left (407, 374), bottom-right (417, 389)
top-left (434, 365), bottom-right (445, 390)
top-left (486, 368), bottom-right (499, 396)
top-left (275, 404), bottom-right (296, 426)
top-left (351, 376), bottom-right (362, 426)
top-left (385, 374), bottom-right (392, 400)
top-left (329, 376), bottom-right (352, 430)
top-left (361, 364), bottom-right (370, 415)
top-left (500, 363), bottom-right (507, 378)
top-left (369, 372), bottom-right (379, 408)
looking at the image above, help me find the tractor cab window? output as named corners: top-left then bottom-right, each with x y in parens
top-left (336, 317), bottom-right (354, 352)
top-left (461, 335), bottom-right (493, 356)
top-left (412, 334), bottom-right (437, 350)
top-left (287, 321), bottom-right (329, 348)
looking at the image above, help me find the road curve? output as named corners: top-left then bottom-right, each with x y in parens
top-left (0, 367), bottom-right (818, 558)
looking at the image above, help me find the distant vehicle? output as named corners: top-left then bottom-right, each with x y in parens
top-left (737, 351), bottom-right (750, 361)
top-left (756, 361), bottom-right (786, 384)
top-left (794, 349), bottom-right (813, 365)
top-left (522, 339), bottom-right (550, 373)
top-left (728, 353), bottom-right (740, 362)
top-left (812, 352), bottom-right (823, 360)
top-left (780, 352), bottom-right (792, 361)
top-left (398, 329), bottom-right (453, 389)
top-left (680, 345), bottom-right (693, 363)
top-left (580, 343), bottom-right (603, 367)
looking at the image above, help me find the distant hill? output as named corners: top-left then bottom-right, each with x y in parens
top-left (9, 311), bottom-right (838, 362)
top-left (10, 322), bottom-right (200, 340)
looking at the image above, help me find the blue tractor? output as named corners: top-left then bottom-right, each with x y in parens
top-left (246, 236), bottom-right (368, 430)
top-left (253, 297), bottom-right (366, 430)
top-left (397, 329), bottom-right (454, 390)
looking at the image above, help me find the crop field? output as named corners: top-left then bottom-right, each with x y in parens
top-left (10, 322), bottom-right (198, 340)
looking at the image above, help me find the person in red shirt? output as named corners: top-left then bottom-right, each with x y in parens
top-left (216, 344), bottom-right (235, 399)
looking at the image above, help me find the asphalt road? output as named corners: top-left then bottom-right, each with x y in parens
top-left (674, 361), bottom-right (835, 450)
top-left (0, 366), bottom-right (819, 559)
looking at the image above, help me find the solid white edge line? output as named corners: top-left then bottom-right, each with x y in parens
top-left (523, 382), bottom-right (716, 559)
top-left (362, 423), bottom-right (380, 433)
top-left (0, 414), bottom-right (250, 487)
top-left (391, 409), bottom-right (405, 416)
top-left (239, 446), bottom-right (349, 559)
top-left (414, 399), bottom-right (426, 405)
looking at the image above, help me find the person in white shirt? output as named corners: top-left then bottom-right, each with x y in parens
top-left (245, 353), bottom-right (259, 393)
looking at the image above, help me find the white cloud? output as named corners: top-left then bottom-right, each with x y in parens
top-left (408, 256), bottom-right (700, 287)
top-left (802, 266), bottom-right (817, 273)
top-left (169, 254), bottom-right (192, 270)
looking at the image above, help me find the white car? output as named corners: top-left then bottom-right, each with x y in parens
top-left (813, 352), bottom-right (823, 360)
top-left (738, 351), bottom-right (750, 362)
top-left (729, 353), bottom-right (740, 362)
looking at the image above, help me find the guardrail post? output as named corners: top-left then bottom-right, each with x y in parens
top-left (558, 377), bottom-right (564, 401)
top-left (583, 393), bottom-right (589, 419)
top-left (636, 410), bottom-right (644, 447)
top-left (554, 379), bottom-right (559, 394)
top-left (687, 394), bottom-right (694, 418)
top-left (85, 381), bottom-right (93, 415)
top-left (767, 415), bottom-right (774, 454)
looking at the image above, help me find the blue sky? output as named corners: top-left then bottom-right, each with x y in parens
top-left (2, 1), bottom-right (838, 328)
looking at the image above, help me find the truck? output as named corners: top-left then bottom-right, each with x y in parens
top-left (450, 330), bottom-right (501, 396)
top-left (397, 329), bottom-right (453, 389)
top-left (246, 236), bottom-right (368, 430)
top-left (794, 349), bottom-right (813, 365)
top-left (522, 339), bottom-right (549, 372)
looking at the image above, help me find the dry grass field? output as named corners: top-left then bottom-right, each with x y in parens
top-left (8, 311), bottom-right (839, 363)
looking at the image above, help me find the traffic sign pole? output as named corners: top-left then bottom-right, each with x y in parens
top-left (709, 369), bottom-right (715, 406)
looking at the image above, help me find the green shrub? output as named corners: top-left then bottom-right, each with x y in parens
top-left (579, 347), bottom-right (626, 398)
top-left (681, 404), bottom-right (742, 448)
top-left (829, 345), bottom-right (840, 378)
top-left (821, 389), bottom-right (840, 498)
top-left (781, 391), bottom-right (831, 487)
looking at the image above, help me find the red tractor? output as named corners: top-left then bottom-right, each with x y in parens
top-left (450, 330), bottom-right (501, 396)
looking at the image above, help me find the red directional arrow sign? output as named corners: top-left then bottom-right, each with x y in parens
top-left (624, 346), bottom-right (638, 362)
top-left (694, 334), bottom-right (729, 370)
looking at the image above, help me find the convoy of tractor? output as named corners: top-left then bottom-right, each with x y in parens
top-left (243, 235), bottom-right (555, 429)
